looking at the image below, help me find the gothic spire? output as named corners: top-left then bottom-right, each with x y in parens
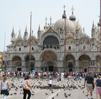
top-left (25, 26), bottom-right (27, 33)
top-left (92, 21), bottom-right (95, 29)
top-left (12, 27), bottom-right (15, 34)
top-left (18, 30), bottom-right (22, 38)
top-left (38, 25), bottom-right (41, 32)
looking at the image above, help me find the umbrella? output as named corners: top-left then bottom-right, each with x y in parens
top-left (32, 70), bottom-right (36, 72)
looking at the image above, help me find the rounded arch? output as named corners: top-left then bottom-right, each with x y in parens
top-left (40, 50), bottom-right (57, 71)
top-left (79, 37), bottom-right (90, 44)
top-left (63, 53), bottom-right (75, 60)
top-left (41, 51), bottom-right (57, 60)
top-left (12, 56), bottom-right (22, 60)
top-left (41, 33), bottom-right (60, 45)
top-left (24, 54), bottom-right (35, 60)
top-left (27, 39), bottom-right (37, 46)
top-left (39, 49), bottom-right (58, 60)
top-left (15, 40), bottom-right (24, 46)
top-left (78, 54), bottom-right (91, 72)
top-left (66, 38), bottom-right (76, 44)
top-left (43, 36), bottom-right (59, 45)
top-left (77, 53), bottom-right (91, 60)
top-left (79, 55), bottom-right (90, 60)
top-left (65, 54), bottom-right (75, 68)
top-left (12, 56), bottom-right (22, 66)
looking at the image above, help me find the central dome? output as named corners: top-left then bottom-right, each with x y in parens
top-left (54, 18), bottom-right (75, 33)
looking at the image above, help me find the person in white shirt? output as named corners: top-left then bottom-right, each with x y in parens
top-left (0, 76), bottom-right (10, 99)
top-left (61, 72), bottom-right (64, 81)
top-left (38, 72), bottom-right (41, 79)
top-left (49, 78), bottom-right (52, 88)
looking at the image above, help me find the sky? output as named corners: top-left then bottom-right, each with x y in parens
top-left (0, 0), bottom-right (100, 52)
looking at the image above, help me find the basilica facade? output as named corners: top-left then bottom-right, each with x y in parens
top-left (3, 9), bottom-right (100, 72)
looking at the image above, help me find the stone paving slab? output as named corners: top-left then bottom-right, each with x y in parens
top-left (0, 78), bottom-right (97, 99)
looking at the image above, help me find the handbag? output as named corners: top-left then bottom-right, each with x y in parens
top-left (24, 84), bottom-right (30, 90)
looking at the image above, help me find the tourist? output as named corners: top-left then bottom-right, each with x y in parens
top-left (23, 75), bottom-right (32, 99)
top-left (68, 72), bottom-right (71, 81)
top-left (21, 72), bottom-right (23, 78)
top-left (2, 71), bottom-right (5, 77)
top-left (0, 76), bottom-right (10, 99)
top-left (95, 75), bottom-right (101, 99)
top-left (57, 72), bottom-right (59, 81)
top-left (84, 71), bottom-right (94, 99)
top-left (49, 78), bottom-right (52, 88)
top-left (61, 72), bottom-right (64, 81)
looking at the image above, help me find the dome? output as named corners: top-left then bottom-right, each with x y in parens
top-left (69, 14), bottom-right (76, 21)
top-left (54, 19), bottom-right (75, 33)
top-left (72, 21), bottom-right (82, 33)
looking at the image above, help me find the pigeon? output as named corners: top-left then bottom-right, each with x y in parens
top-left (45, 93), bottom-right (48, 95)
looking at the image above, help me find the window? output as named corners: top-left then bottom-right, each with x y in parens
top-left (32, 47), bottom-right (34, 50)
top-left (68, 46), bottom-right (71, 50)
top-left (19, 48), bottom-right (21, 51)
top-left (83, 46), bottom-right (85, 50)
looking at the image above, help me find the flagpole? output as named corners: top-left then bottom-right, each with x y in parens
top-left (29, 11), bottom-right (32, 71)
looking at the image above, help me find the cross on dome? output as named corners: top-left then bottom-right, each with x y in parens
top-left (71, 6), bottom-right (74, 14)
top-left (45, 17), bottom-right (47, 25)
top-left (63, 5), bottom-right (66, 11)
top-left (50, 17), bottom-right (52, 25)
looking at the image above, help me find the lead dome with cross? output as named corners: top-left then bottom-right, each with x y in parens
top-left (54, 6), bottom-right (82, 35)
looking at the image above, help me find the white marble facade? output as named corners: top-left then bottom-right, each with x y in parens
top-left (3, 10), bottom-right (100, 72)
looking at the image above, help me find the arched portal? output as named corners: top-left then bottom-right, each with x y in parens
top-left (79, 55), bottom-right (90, 72)
top-left (41, 51), bottom-right (57, 71)
top-left (66, 55), bottom-right (75, 72)
top-left (46, 61), bottom-right (54, 71)
top-left (12, 56), bottom-right (22, 71)
top-left (25, 55), bottom-right (35, 70)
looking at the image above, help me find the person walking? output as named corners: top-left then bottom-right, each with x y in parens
top-left (0, 76), bottom-right (10, 99)
top-left (23, 75), bottom-right (32, 99)
top-left (49, 78), bottom-right (52, 88)
top-left (84, 71), bottom-right (94, 99)
top-left (61, 72), bottom-right (64, 82)
top-left (95, 75), bottom-right (101, 99)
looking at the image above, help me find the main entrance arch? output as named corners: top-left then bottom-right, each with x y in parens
top-left (46, 61), bottom-right (54, 71)
top-left (41, 51), bottom-right (57, 71)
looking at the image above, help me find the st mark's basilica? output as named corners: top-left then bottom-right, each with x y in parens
top-left (3, 8), bottom-right (100, 72)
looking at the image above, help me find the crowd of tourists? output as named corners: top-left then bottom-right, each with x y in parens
top-left (0, 70), bottom-right (99, 80)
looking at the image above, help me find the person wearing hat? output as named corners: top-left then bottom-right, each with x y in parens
top-left (95, 75), bottom-right (101, 99)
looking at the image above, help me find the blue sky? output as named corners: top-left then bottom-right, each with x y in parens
top-left (0, 0), bottom-right (100, 52)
